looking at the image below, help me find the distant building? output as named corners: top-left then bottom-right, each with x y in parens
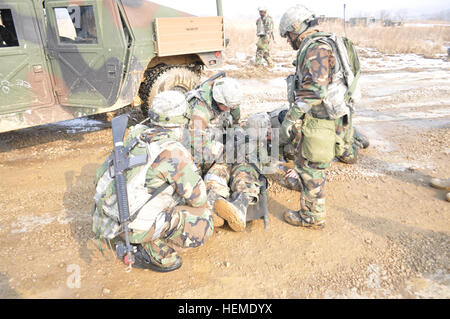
top-left (349, 17), bottom-right (368, 26)
top-left (383, 19), bottom-right (403, 27)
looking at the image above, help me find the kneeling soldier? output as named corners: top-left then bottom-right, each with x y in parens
top-left (92, 91), bottom-right (213, 272)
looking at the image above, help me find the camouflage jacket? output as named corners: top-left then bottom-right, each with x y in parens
top-left (187, 82), bottom-right (240, 163)
top-left (141, 127), bottom-right (207, 208)
top-left (292, 30), bottom-right (336, 119)
top-left (92, 125), bottom-right (207, 238)
top-left (256, 15), bottom-right (274, 37)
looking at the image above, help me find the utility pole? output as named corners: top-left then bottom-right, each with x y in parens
top-left (343, 3), bottom-right (347, 36)
top-left (216, 0), bottom-right (223, 16)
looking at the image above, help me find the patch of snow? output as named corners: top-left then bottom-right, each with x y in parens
top-left (405, 270), bottom-right (450, 299)
top-left (10, 213), bottom-right (73, 234)
top-left (52, 117), bottom-right (106, 133)
top-left (9, 210), bottom-right (91, 234)
top-left (404, 23), bottom-right (450, 28)
top-left (235, 52), bottom-right (247, 61)
top-left (222, 64), bottom-right (239, 71)
top-left (360, 51), bottom-right (450, 74)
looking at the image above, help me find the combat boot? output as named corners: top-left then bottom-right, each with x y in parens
top-left (132, 239), bottom-right (182, 272)
top-left (430, 178), bottom-right (450, 191)
top-left (207, 190), bottom-right (225, 227)
top-left (283, 210), bottom-right (325, 229)
top-left (353, 128), bottom-right (370, 149)
top-left (284, 176), bottom-right (302, 192)
top-left (214, 192), bottom-right (249, 232)
top-left (281, 168), bottom-right (302, 192)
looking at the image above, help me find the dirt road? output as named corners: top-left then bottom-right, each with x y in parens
top-left (0, 48), bottom-right (449, 299)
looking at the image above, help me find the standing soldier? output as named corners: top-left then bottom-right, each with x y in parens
top-left (255, 6), bottom-right (274, 68)
top-left (278, 4), bottom-right (362, 229)
top-left (92, 91), bottom-right (213, 272)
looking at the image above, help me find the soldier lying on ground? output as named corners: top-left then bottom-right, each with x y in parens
top-left (205, 112), bottom-right (273, 231)
top-left (92, 91), bottom-right (213, 272)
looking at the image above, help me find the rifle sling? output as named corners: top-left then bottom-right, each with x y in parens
top-left (127, 182), bottom-right (171, 224)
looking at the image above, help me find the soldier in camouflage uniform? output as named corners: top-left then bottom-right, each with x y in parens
top-left (205, 113), bottom-right (271, 231)
top-left (278, 5), bottom-right (361, 229)
top-left (92, 91), bottom-right (213, 272)
top-left (269, 107), bottom-right (369, 191)
top-left (255, 7), bottom-right (274, 68)
top-left (187, 77), bottom-right (242, 177)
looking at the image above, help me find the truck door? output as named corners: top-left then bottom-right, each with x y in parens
top-left (44, 0), bottom-right (127, 108)
top-left (0, 1), bottom-right (55, 112)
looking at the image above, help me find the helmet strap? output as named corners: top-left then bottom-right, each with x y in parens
top-left (288, 32), bottom-right (300, 50)
top-left (211, 99), bottom-right (221, 114)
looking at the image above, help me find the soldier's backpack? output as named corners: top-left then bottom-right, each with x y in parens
top-left (291, 32), bottom-right (361, 119)
top-left (91, 124), bottom-right (178, 240)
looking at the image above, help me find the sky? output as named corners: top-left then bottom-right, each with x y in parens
top-left (149, 0), bottom-right (450, 19)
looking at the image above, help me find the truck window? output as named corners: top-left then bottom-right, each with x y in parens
top-left (54, 6), bottom-right (97, 44)
top-left (0, 9), bottom-right (19, 47)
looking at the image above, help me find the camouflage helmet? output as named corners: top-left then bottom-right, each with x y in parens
top-left (148, 90), bottom-right (189, 127)
top-left (279, 4), bottom-right (316, 38)
top-left (212, 78), bottom-right (242, 109)
top-left (245, 112), bottom-right (271, 130)
top-left (245, 112), bottom-right (271, 141)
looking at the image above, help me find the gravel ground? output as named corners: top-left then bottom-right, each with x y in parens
top-left (0, 47), bottom-right (449, 299)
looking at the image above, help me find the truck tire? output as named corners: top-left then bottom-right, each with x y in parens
top-left (139, 65), bottom-right (200, 115)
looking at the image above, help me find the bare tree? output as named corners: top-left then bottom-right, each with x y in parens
top-left (378, 10), bottom-right (391, 20)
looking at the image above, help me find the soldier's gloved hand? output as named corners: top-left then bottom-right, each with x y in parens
top-left (280, 117), bottom-right (295, 145)
top-left (283, 144), bottom-right (296, 161)
top-left (280, 102), bottom-right (308, 144)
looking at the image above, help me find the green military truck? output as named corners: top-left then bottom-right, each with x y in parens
top-left (0, 0), bottom-right (226, 132)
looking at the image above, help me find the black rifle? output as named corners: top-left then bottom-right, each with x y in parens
top-left (109, 114), bottom-right (148, 270)
top-left (246, 164), bottom-right (269, 230)
top-left (194, 71), bottom-right (226, 90)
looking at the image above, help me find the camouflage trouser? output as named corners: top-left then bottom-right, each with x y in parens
top-left (293, 115), bottom-right (357, 223)
top-left (197, 162), bottom-right (215, 179)
top-left (204, 162), bottom-right (261, 202)
top-left (128, 205), bottom-right (213, 259)
top-left (255, 36), bottom-right (273, 67)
